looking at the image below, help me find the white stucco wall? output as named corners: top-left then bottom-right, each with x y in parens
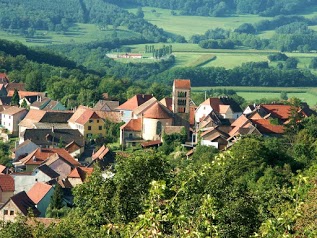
top-left (195, 105), bottom-right (213, 123)
top-left (142, 118), bottom-right (172, 141)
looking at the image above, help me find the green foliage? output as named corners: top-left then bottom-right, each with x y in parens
top-left (11, 88), bottom-right (20, 106)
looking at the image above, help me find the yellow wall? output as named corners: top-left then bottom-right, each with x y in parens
top-left (84, 118), bottom-right (106, 139)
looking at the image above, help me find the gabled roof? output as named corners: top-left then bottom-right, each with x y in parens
top-left (200, 97), bottom-right (242, 114)
top-left (94, 111), bottom-right (122, 123)
top-left (19, 148), bottom-right (79, 166)
top-left (160, 98), bottom-right (172, 111)
top-left (2, 106), bottom-right (26, 115)
top-left (94, 100), bottom-right (119, 111)
top-left (0, 174), bottom-right (14, 192)
top-left (67, 167), bottom-right (93, 182)
top-left (68, 106), bottom-right (101, 125)
top-left (133, 97), bottom-right (158, 116)
top-left (116, 94), bottom-right (153, 111)
top-left (260, 104), bottom-right (291, 120)
top-left (27, 182), bottom-right (53, 204)
top-left (30, 97), bottom-right (51, 108)
top-left (22, 128), bottom-right (85, 147)
top-left (251, 119), bottom-right (284, 134)
top-left (13, 139), bottom-right (38, 153)
top-left (201, 98), bottom-right (222, 112)
top-left (120, 118), bottom-right (142, 131)
top-left (45, 151), bottom-right (80, 167)
top-left (35, 164), bottom-right (59, 179)
top-left (92, 145), bottom-right (110, 160)
top-left (19, 110), bottom-right (46, 128)
top-left (173, 79), bottom-right (191, 89)
top-left (219, 105), bottom-right (230, 114)
top-left (200, 127), bottom-right (229, 140)
top-left (4, 191), bottom-right (40, 216)
top-left (143, 102), bottom-right (173, 119)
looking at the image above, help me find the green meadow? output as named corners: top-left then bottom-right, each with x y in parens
top-left (192, 86), bottom-right (317, 106)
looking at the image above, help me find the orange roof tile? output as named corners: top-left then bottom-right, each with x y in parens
top-left (261, 104), bottom-right (291, 120)
top-left (252, 119), bottom-right (284, 134)
top-left (0, 174), bottom-right (14, 192)
top-left (68, 106), bottom-right (100, 125)
top-left (173, 79), bottom-right (191, 89)
top-left (120, 118), bottom-right (142, 131)
top-left (7, 90), bottom-right (44, 98)
top-left (143, 102), bottom-right (173, 119)
top-left (27, 182), bottom-right (52, 204)
top-left (92, 145), bottom-right (110, 160)
top-left (0, 164), bottom-right (6, 173)
top-left (201, 98), bottom-right (222, 112)
top-left (116, 94), bottom-right (153, 110)
top-left (68, 167), bottom-right (93, 182)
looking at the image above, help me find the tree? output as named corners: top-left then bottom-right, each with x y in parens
top-left (11, 89), bottom-right (19, 106)
top-left (285, 57), bottom-right (298, 69)
top-left (280, 91), bottom-right (288, 100)
top-left (309, 57), bottom-right (317, 69)
top-left (136, 7), bottom-right (144, 18)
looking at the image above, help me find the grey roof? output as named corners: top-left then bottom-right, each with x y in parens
top-left (36, 164), bottom-right (60, 179)
top-left (0, 96), bottom-right (12, 105)
top-left (34, 122), bottom-right (71, 130)
top-left (4, 191), bottom-right (40, 216)
top-left (94, 100), bottom-right (119, 111)
top-left (22, 128), bottom-right (85, 147)
top-left (39, 111), bottom-right (73, 123)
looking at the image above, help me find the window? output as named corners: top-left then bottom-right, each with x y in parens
top-left (156, 121), bottom-right (162, 135)
top-left (99, 126), bottom-right (102, 130)
top-left (10, 210), bottom-right (14, 215)
top-left (97, 120), bottom-right (99, 123)
top-left (129, 133), bottom-right (133, 139)
top-left (89, 119), bottom-right (93, 123)
top-left (9, 116), bottom-right (11, 119)
top-left (88, 126), bottom-right (91, 130)
top-left (3, 210), bottom-right (8, 215)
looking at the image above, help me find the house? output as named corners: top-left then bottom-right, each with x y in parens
top-left (0, 174), bottom-right (14, 204)
top-left (27, 182), bottom-right (54, 217)
top-left (89, 145), bottom-right (113, 168)
top-left (199, 127), bottom-right (229, 150)
top-left (120, 118), bottom-right (142, 146)
top-left (20, 128), bottom-right (84, 155)
top-left (68, 106), bottom-right (106, 139)
top-left (93, 100), bottom-right (119, 112)
top-left (116, 94), bottom-right (153, 122)
top-left (19, 110), bottom-right (73, 134)
top-left (5, 82), bottom-right (26, 92)
top-left (7, 90), bottom-right (45, 98)
top-left (12, 139), bottom-right (39, 162)
top-left (0, 191), bottom-right (40, 221)
top-left (44, 152), bottom-right (80, 179)
top-left (1, 106), bottom-right (27, 136)
top-left (15, 148), bottom-right (79, 173)
top-left (30, 97), bottom-right (66, 111)
top-left (195, 97), bottom-right (242, 124)
top-left (67, 167), bottom-right (94, 187)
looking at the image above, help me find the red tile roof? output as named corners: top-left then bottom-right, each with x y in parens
top-left (116, 94), bottom-right (153, 110)
top-left (201, 98), bottom-right (222, 112)
top-left (120, 118), bottom-right (142, 131)
top-left (27, 182), bottom-right (52, 204)
top-left (173, 79), bottom-right (191, 89)
top-left (68, 167), bottom-right (93, 182)
top-left (68, 106), bottom-right (101, 125)
top-left (92, 145), bottom-right (109, 160)
top-left (19, 148), bottom-right (79, 166)
top-left (0, 174), bottom-right (14, 192)
top-left (143, 102), bottom-right (173, 119)
top-left (261, 104), bottom-right (291, 120)
top-left (252, 119), bottom-right (284, 134)
top-left (7, 90), bottom-right (45, 98)
top-left (5, 83), bottom-right (26, 91)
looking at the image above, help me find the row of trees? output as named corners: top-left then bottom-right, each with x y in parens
top-left (115, 0), bottom-right (316, 17)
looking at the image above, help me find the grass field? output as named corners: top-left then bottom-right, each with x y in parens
top-left (128, 7), bottom-right (270, 40)
top-left (192, 86), bottom-right (317, 106)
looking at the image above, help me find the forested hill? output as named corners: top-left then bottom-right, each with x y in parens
top-left (0, 0), bottom-right (167, 42)
top-left (118, 0), bottom-right (316, 17)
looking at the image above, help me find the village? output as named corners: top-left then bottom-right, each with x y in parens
top-left (0, 73), bottom-right (315, 224)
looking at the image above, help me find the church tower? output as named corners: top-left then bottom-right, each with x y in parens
top-left (172, 79), bottom-right (191, 119)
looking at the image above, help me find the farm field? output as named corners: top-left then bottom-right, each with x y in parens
top-left (127, 7), bottom-right (270, 40)
top-left (192, 86), bottom-right (317, 106)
